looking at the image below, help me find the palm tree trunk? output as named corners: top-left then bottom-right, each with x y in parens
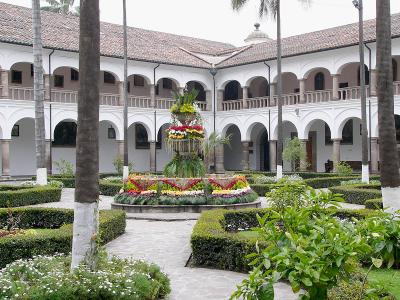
top-left (71, 0), bottom-right (100, 270)
top-left (376, 0), bottom-right (400, 214)
top-left (358, 0), bottom-right (370, 184)
top-left (122, 0), bottom-right (129, 180)
top-left (276, 0), bottom-right (283, 179)
top-left (32, 0), bottom-right (47, 185)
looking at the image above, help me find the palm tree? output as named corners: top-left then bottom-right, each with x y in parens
top-left (202, 132), bottom-right (231, 173)
top-left (41, 0), bottom-right (79, 16)
top-left (231, 0), bottom-right (309, 179)
top-left (71, 0), bottom-right (100, 270)
top-left (376, 0), bottom-right (400, 214)
top-left (32, 0), bottom-right (47, 185)
top-left (122, 0), bottom-right (129, 180)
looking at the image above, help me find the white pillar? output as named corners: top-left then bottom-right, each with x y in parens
top-left (300, 139), bottom-right (308, 171)
top-left (370, 69), bottom-right (377, 97)
top-left (118, 81), bottom-right (124, 106)
top-left (332, 139), bottom-right (341, 172)
top-left (371, 138), bottom-right (379, 173)
top-left (242, 141), bottom-right (250, 170)
top-left (1, 139), bottom-right (10, 178)
top-left (205, 90), bottom-right (211, 111)
top-left (150, 84), bottom-right (156, 108)
top-left (215, 144), bottom-right (224, 174)
top-left (242, 86), bottom-right (248, 109)
top-left (1, 70), bottom-right (9, 98)
top-left (149, 141), bottom-right (156, 173)
top-left (299, 79), bottom-right (306, 104)
top-left (44, 74), bottom-right (51, 101)
top-left (217, 89), bottom-right (224, 111)
top-left (269, 140), bottom-right (277, 172)
top-left (332, 74), bottom-right (340, 100)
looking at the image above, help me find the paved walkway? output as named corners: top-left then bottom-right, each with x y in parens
top-left (30, 188), bottom-right (297, 300)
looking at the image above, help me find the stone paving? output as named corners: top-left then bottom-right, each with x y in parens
top-left (30, 188), bottom-right (298, 300)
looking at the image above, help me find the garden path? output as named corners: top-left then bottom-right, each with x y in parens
top-left (32, 188), bottom-right (298, 300)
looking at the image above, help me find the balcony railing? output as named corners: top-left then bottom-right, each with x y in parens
top-left (305, 90), bottom-right (332, 103)
top-left (9, 86), bottom-right (34, 101)
top-left (128, 96), bottom-right (151, 108)
top-left (100, 93), bottom-right (119, 106)
top-left (246, 96), bottom-right (273, 109)
top-left (195, 101), bottom-right (207, 111)
top-left (222, 99), bottom-right (243, 111)
top-left (156, 97), bottom-right (175, 110)
top-left (52, 89), bottom-right (78, 103)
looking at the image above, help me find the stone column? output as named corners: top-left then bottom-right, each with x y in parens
top-left (371, 137), bottom-right (379, 173)
top-left (269, 140), bottom-right (277, 172)
top-left (44, 74), bottom-right (51, 101)
top-left (370, 69), bottom-right (377, 97)
top-left (270, 83), bottom-right (276, 105)
top-left (149, 141), bottom-right (156, 173)
top-left (45, 139), bottom-right (52, 174)
top-left (205, 90), bottom-right (212, 111)
top-left (299, 79), bottom-right (306, 104)
top-left (332, 139), bottom-right (341, 172)
top-left (150, 84), bottom-right (156, 108)
top-left (1, 139), bottom-right (11, 178)
top-left (242, 141), bottom-right (250, 171)
top-left (215, 144), bottom-right (225, 174)
top-left (118, 81), bottom-right (124, 106)
top-left (1, 70), bottom-right (9, 98)
top-left (332, 74), bottom-right (340, 100)
top-left (217, 89), bottom-right (224, 111)
top-left (242, 86), bottom-right (249, 109)
top-left (300, 139), bottom-right (308, 171)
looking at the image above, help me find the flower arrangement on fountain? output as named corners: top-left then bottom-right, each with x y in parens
top-left (207, 175), bottom-right (257, 204)
top-left (166, 125), bottom-right (205, 140)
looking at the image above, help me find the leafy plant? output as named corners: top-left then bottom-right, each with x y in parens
top-left (54, 159), bottom-right (74, 177)
top-left (170, 89), bottom-right (199, 114)
top-left (282, 137), bottom-right (307, 171)
top-left (202, 132), bottom-right (232, 172)
top-left (112, 156), bottom-right (134, 175)
top-left (266, 180), bottom-right (308, 213)
top-left (335, 161), bottom-right (353, 176)
top-left (163, 154), bottom-right (205, 178)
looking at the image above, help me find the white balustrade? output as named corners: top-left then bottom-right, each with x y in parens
top-left (394, 81), bottom-right (400, 95)
top-left (9, 86), bottom-right (34, 101)
top-left (128, 96), bottom-right (151, 108)
top-left (51, 89), bottom-right (78, 103)
top-left (246, 96), bottom-right (270, 109)
top-left (282, 93), bottom-right (300, 105)
top-left (156, 98), bottom-right (175, 110)
top-left (195, 101), bottom-right (207, 111)
top-left (100, 93), bottom-right (119, 106)
top-left (222, 100), bottom-right (243, 111)
top-left (305, 90), bottom-right (332, 103)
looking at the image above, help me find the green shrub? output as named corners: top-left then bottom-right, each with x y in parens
top-left (329, 185), bottom-right (382, 205)
top-left (266, 180), bottom-right (308, 212)
top-left (335, 161), bottom-right (353, 176)
top-left (54, 159), bottom-right (74, 177)
top-left (99, 180), bottom-right (122, 196)
top-left (0, 186), bottom-right (62, 207)
top-left (249, 184), bottom-right (276, 196)
top-left (0, 251), bottom-right (170, 300)
top-left (365, 198), bottom-right (384, 210)
top-left (0, 208), bottom-right (125, 268)
top-left (305, 176), bottom-right (359, 189)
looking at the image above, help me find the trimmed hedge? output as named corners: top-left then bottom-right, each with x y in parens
top-left (329, 184), bottom-right (382, 205)
top-left (0, 186), bottom-right (62, 207)
top-left (0, 207), bottom-right (126, 268)
top-left (237, 171), bottom-right (355, 179)
top-left (191, 207), bottom-right (379, 273)
top-left (365, 198), bottom-right (383, 210)
top-left (99, 181), bottom-right (122, 196)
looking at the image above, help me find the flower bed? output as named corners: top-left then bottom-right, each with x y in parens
top-left (114, 175), bottom-right (257, 206)
top-left (0, 207), bottom-right (126, 268)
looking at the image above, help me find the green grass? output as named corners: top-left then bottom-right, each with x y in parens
top-left (366, 268), bottom-right (400, 299)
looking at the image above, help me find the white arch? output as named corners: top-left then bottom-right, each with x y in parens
top-left (218, 79), bottom-right (242, 90)
top-left (127, 73), bottom-right (152, 85)
top-left (272, 71), bottom-right (298, 83)
top-left (185, 80), bottom-right (208, 90)
top-left (101, 69), bottom-right (121, 82)
top-left (302, 67), bottom-right (332, 80)
top-left (300, 111), bottom-right (333, 140)
top-left (333, 108), bottom-right (362, 139)
top-left (155, 77), bottom-right (181, 89)
top-left (99, 112), bottom-right (123, 140)
top-left (7, 109), bottom-right (50, 140)
top-left (128, 114), bottom-right (154, 141)
top-left (244, 115), bottom-right (269, 141)
top-left (245, 75), bottom-right (268, 87)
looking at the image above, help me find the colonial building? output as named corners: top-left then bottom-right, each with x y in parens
top-left (0, 2), bottom-right (399, 176)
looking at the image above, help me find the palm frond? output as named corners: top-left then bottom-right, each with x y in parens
top-left (231, 0), bottom-right (249, 11)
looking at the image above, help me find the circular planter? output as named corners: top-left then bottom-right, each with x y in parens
top-left (111, 199), bottom-right (262, 213)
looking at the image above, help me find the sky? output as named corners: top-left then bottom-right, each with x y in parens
top-left (3, 0), bottom-right (400, 46)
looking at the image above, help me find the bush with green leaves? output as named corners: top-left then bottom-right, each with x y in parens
top-left (334, 161), bottom-right (353, 176)
top-left (340, 179), bottom-right (381, 186)
top-left (282, 137), bottom-right (307, 171)
top-left (163, 154), bottom-right (205, 178)
top-left (231, 193), bottom-right (371, 300)
top-left (252, 174), bottom-right (276, 185)
top-left (112, 156), bottom-right (134, 175)
top-left (0, 250), bottom-right (170, 300)
top-left (0, 185), bottom-right (62, 207)
top-left (54, 159), bottom-right (74, 177)
top-left (266, 179), bottom-right (308, 212)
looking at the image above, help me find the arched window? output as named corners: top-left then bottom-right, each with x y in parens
top-left (187, 81), bottom-right (206, 101)
top-left (342, 120), bottom-right (354, 145)
top-left (104, 71), bottom-right (116, 84)
top-left (53, 122), bottom-right (77, 146)
top-left (314, 72), bottom-right (325, 91)
top-left (135, 124), bottom-right (149, 149)
top-left (393, 59), bottom-right (398, 82)
top-left (224, 81), bottom-right (240, 100)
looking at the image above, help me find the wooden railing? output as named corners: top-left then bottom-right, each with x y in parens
top-left (9, 86), bottom-right (34, 101)
top-left (222, 99), bottom-right (243, 111)
top-left (305, 90), bottom-right (332, 103)
top-left (128, 96), bottom-right (151, 108)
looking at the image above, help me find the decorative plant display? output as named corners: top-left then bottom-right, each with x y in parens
top-left (165, 89), bottom-right (205, 177)
top-left (115, 175), bottom-right (257, 206)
